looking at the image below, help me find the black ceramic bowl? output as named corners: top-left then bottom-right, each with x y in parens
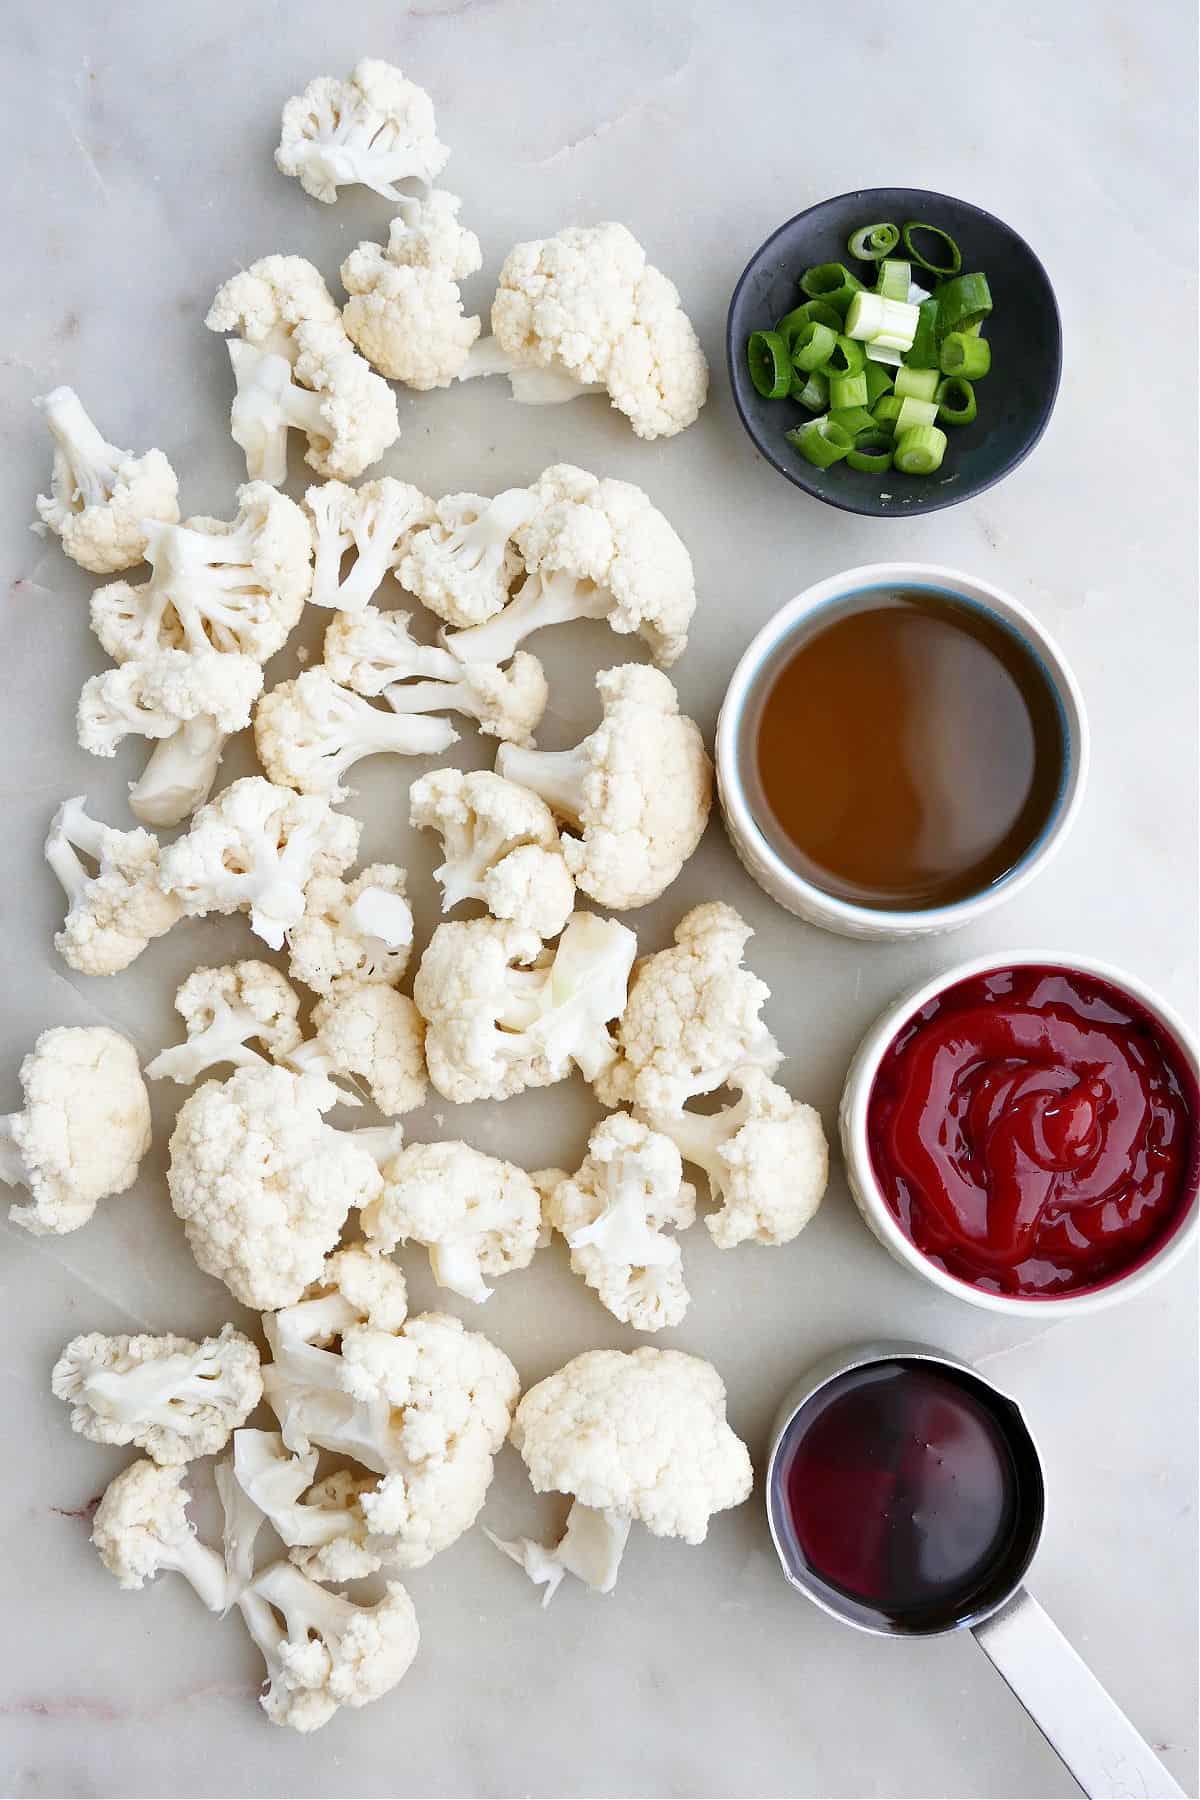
top-left (726, 187), bottom-right (1062, 517)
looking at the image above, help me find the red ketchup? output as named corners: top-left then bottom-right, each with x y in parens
top-left (867, 966), bottom-right (1198, 1298)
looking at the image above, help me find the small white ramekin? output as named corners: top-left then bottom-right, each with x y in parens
top-left (715, 561), bottom-right (1089, 940)
top-left (839, 951), bottom-right (1200, 1317)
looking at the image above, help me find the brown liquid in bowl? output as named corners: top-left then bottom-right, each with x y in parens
top-left (750, 589), bottom-right (1065, 910)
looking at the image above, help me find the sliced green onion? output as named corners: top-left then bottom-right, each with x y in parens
top-left (935, 272), bottom-right (993, 337)
top-left (893, 424), bottom-right (948, 474)
top-left (905, 298), bottom-right (941, 369)
top-left (872, 394), bottom-right (904, 426)
top-left (784, 415), bottom-right (854, 468)
top-left (895, 395), bottom-right (939, 432)
top-left (844, 292), bottom-right (918, 347)
top-left (848, 222), bottom-right (900, 261)
top-left (935, 376), bottom-right (977, 425)
top-left (876, 258), bottom-right (911, 301)
top-left (829, 375), bottom-right (869, 411)
top-left (829, 405), bottom-right (876, 437)
top-left (865, 342), bottom-right (904, 366)
top-left (823, 334), bottom-right (866, 379)
top-left (777, 301), bottom-right (842, 348)
top-left (799, 263), bottom-right (864, 317)
top-left (790, 368), bottom-right (829, 411)
top-left (893, 366), bottom-right (940, 403)
top-left (901, 221), bottom-right (962, 277)
top-left (846, 429), bottom-right (894, 473)
top-left (864, 362), bottom-right (895, 405)
top-left (791, 319), bottom-right (837, 373)
top-left (746, 330), bottom-right (792, 398)
top-left (940, 331), bottom-right (992, 378)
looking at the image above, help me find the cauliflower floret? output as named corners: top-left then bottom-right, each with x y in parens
top-left (497, 663), bottom-right (712, 909)
top-left (599, 902), bottom-right (781, 1113)
top-left (221, 329), bottom-right (399, 489)
top-left (255, 668), bottom-right (458, 803)
top-left (306, 478), bottom-right (433, 612)
top-left (644, 1065), bottom-right (829, 1248)
top-left (275, 59), bottom-right (449, 205)
top-left (204, 255), bottom-right (342, 360)
top-left (51, 1323), bottom-right (262, 1464)
top-left (413, 911), bottom-right (636, 1104)
top-left (288, 864), bottom-right (413, 995)
top-left (447, 463), bottom-right (695, 669)
top-left (92, 1459), bottom-right (228, 1610)
top-left (458, 222), bottom-right (709, 440)
top-left (167, 1064), bottom-right (382, 1309)
top-left (408, 768), bottom-right (575, 936)
top-left (492, 1347), bottom-right (752, 1603)
top-left (0, 1027), bottom-right (150, 1237)
top-left (289, 1470), bottom-right (383, 1581)
top-left (222, 1430), bottom-right (383, 1580)
top-left (45, 795), bottom-right (181, 976)
top-left (341, 192), bottom-right (483, 389)
top-left (543, 1112), bottom-right (695, 1332)
top-left (90, 482), bottom-right (313, 666)
top-left (238, 1561), bottom-right (419, 1733)
top-left (287, 985), bottom-right (428, 1117)
top-left (33, 386), bottom-right (179, 574)
top-left (159, 776), bottom-right (360, 952)
top-left (397, 488), bottom-right (535, 628)
top-left (146, 961), bottom-right (303, 1086)
top-left (362, 1140), bottom-right (543, 1302)
top-left (76, 647), bottom-right (264, 829)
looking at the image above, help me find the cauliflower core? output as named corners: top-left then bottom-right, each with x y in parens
top-left (33, 386), bottom-right (179, 574)
top-left (45, 796), bottom-right (181, 976)
top-left (363, 1140), bottom-right (543, 1302)
top-left (458, 222), bottom-right (709, 440)
top-left (496, 664), bottom-right (712, 910)
top-left (0, 1026), bottom-right (151, 1236)
top-left (167, 1064), bottom-right (382, 1309)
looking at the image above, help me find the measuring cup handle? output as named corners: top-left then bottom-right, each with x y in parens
top-left (973, 1587), bottom-right (1184, 1799)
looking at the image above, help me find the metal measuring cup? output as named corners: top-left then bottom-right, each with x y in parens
top-left (765, 1341), bottom-right (1184, 1800)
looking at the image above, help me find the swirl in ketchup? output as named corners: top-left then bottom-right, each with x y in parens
top-left (868, 966), bottom-right (1198, 1297)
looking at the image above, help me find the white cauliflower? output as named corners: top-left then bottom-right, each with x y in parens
top-left (645, 1065), bottom-right (829, 1248)
top-left (447, 463), bottom-right (695, 669)
top-left (90, 482), bottom-right (313, 665)
top-left (458, 222), bottom-right (709, 440)
top-left (288, 864), bottom-right (413, 995)
top-left (413, 912), bottom-right (636, 1104)
top-left (44, 795), bottom-right (181, 976)
top-left (145, 961), bottom-right (303, 1086)
top-left (543, 1112), bottom-right (695, 1332)
top-left (222, 1430), bottom-right (383, 1581)
top-left (275, 59), bottom-right (449, 205)
top-left (362, 1140), bottom-right (543, 1302)
top-left (254, 668), bottom-right (458, 802)
top-left (33, 386), bottom-right (179, 573)
top-left (397, 488), bottom-right (535, 629)
top-left (342, 192), bottom-right (483, 389)
top-left (167, 1064), bottom-right (382, 1309)
top-left (287, 985), bottom-right (428, 1117)
top-left (51, 1323), bottom-right (262, 1464)
top-left (159, 776), bottom-right (361, 952)
top-left (306, 478), bottom-right (432, 612)
top-left (409, 767), bottom-right (575, 936)
top-left (598, 902), bottom-right (781, 1113)
top-left (238, 1561), bottom-right (419, 1733)
top-left (497, 663), bottom-right (712, 909)
top-left (0, 1026), bottom-right (150, 1237)
top-left (92, 1459), bottom-right (228, 1611)
top-left (222, 329), bottom-right (399, 488)
top-left (324, 607), bottom-right (547, 746)
top-left (492, 1347), bottom-right (752, 1603)
top-left (76, 647), bottom-right (264, 829)
top-left (204, 255), bottom-right (342, 359)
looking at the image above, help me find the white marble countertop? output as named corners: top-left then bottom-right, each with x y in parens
top-left (2, 1), bottom-right (1195, 1795)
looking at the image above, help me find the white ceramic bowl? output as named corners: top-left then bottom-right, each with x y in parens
top-left (715, 561), bottom-right (1089, 940)
top-left (839, 951), bottom-right (1200, 1317)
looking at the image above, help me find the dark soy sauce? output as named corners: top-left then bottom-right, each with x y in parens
top-left (779, 1360), bottom-right (1039, 1633)
top-left (748, 589), bottom-right (1066, 910)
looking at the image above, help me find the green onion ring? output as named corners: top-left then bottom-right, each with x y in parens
top-left (901, 221), bottom-right (963, 276)
top-left (790, 369), bottom-right (829, 411)
top-left (935, 272), bottom-right (993, 336)
top-left (940, 331), bottom-right (992, 378)
top-left (798, 263), bottom-right (864, 317)
top-left (823, 334), bottom-right (867, 379)
top-left (848, 222), bottom-right (900, 261)
top-left (784, 415), bottom-right (854, 468)
top-left (875, 258), bottom-right (912, 301)
top-left (905, 298), bottom-right (941, 370)
top-left (864, 362), bottom-right (895, 406)
top-left (847, 429), bottom-right (894, 472)
top-left (746, 329), bottom-right (792, 398)
top-left (791, 319), bottom-right (838, 373)
top-left (893, 424), bottom-right (948, 474)
top-left (935, 376), bottom-right (978, 425)
top-left (829, 374), bottom-right (869, 411)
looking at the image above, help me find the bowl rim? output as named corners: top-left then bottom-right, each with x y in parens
top-left (715, 560), bottom-right (1089, 934)
top-left (839, 950), bottom-right (1200, 1317)
top-left (724, 185), bottom-right (1064, 517)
